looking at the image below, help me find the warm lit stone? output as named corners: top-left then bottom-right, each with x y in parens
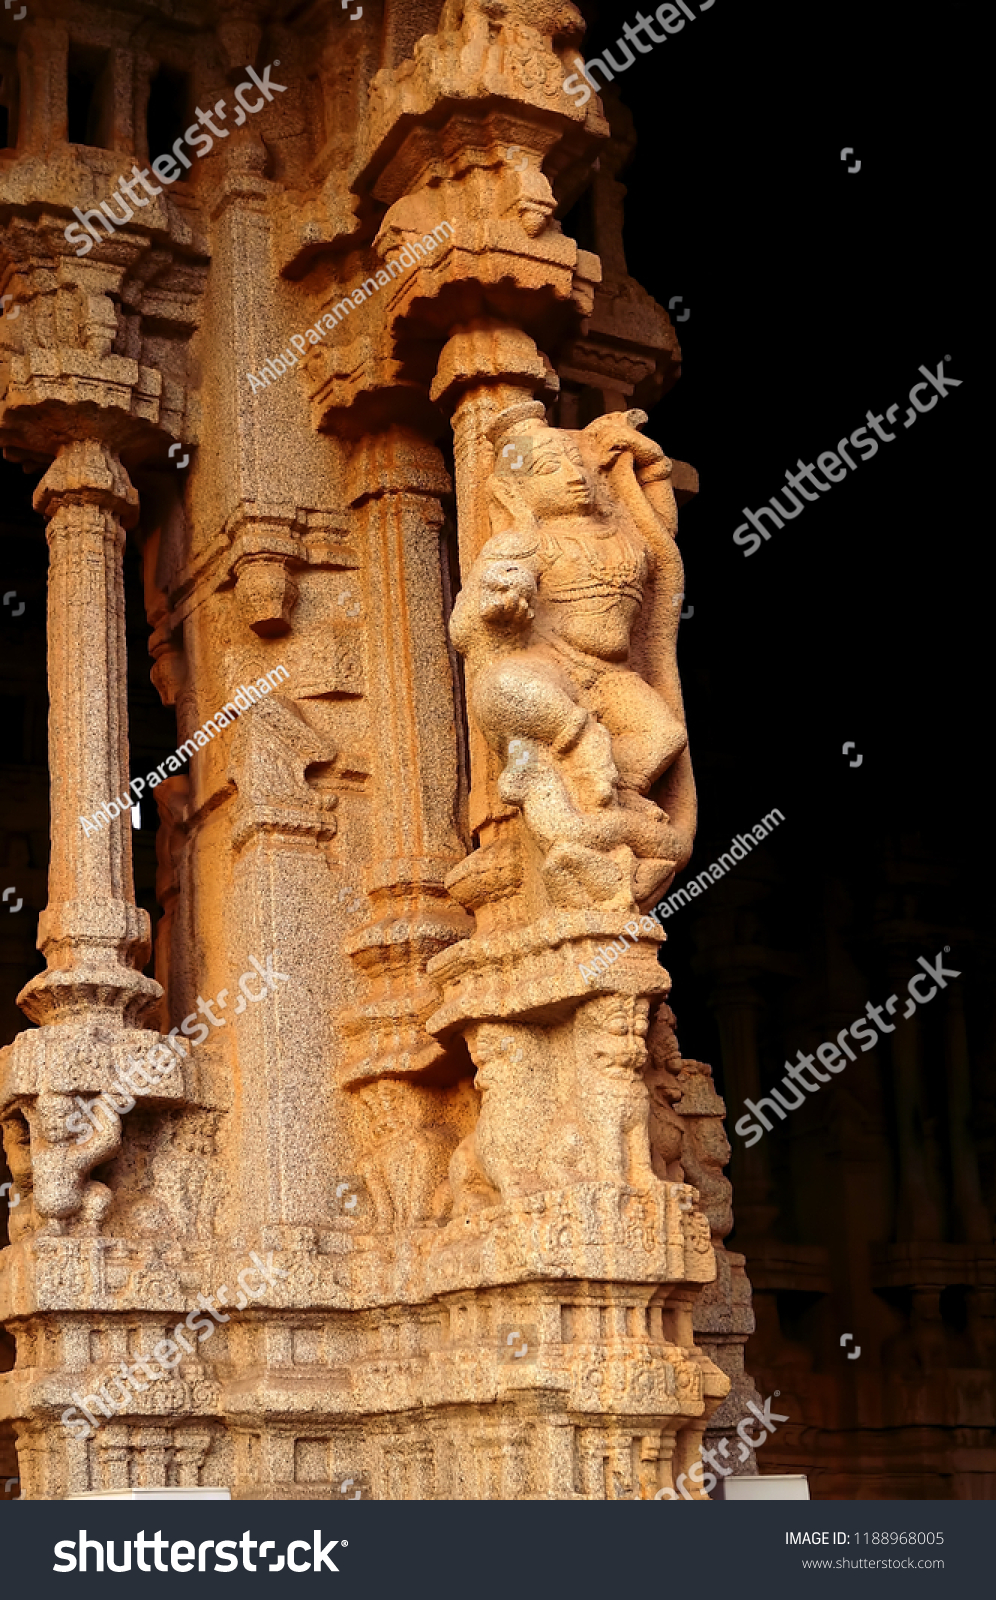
top-left (0, 1), bottom-right (754, 1501)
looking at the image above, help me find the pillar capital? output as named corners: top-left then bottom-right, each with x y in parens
top-left (33, 439), bottom-right (140, 529)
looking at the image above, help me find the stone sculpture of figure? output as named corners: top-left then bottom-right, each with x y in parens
top-left (0, 1111), bottom-right (33, 1244)
top-left (572, 994), bottom-right (657, 1188)
top-left (352, 1079), bottom-right (457, 1231)
top-left (644, 1004), bottom-right (734, 1233)
top-left (436, 403), bottom-right (698, 1210)
top-left (448, 995), bottom-right (664, 1208)
top-left (435, 0), bottom-right (586, 86)
top-left (449, 403), bottom-right (694, 912)
top-left (448, 1022), bottom-right (588, 1208)
top-left (22, 1091), bottom-right (120, 1234)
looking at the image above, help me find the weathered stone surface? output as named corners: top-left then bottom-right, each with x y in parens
top-left (0, 2), bottom-right (753, 1499)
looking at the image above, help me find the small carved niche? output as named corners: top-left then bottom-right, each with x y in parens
top-left (66, 43), bottom-right (114, 149)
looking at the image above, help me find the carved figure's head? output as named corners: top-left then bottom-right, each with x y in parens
top-left (574, 995), bottom-right (650, 1076)
top-left (467, 1025), bottom-right (530, 1095)
top-left (355, 1078), bottom-right (437, 1141)
top-left (31, 1091), bottom-right (81, 1147)
top-left (490, 423), bottom-right (594, 526)
top-left (355, 1078), bottom-right (408, 1138)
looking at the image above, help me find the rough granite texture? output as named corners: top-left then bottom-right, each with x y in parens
top-left (0, 0), bottom-right (757, 1499)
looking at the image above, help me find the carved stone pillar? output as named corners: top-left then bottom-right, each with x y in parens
top-left (337, 426), bottom-right (471, 1231)
top-left (649, 1016), bottom-right (761, 1475)
top-left (0, 0), bottom-right (765, 1503)
top-left (23, 440), bottom-right (154, 1027)
top-left (423, 363), bottom-right (729, 1487)
top-left (0, 438), bottom-right (192, 1503)
top-left (224, 685), bottom-right (339, 1237)
top-left (1, 440), bottom-right (184, 1240)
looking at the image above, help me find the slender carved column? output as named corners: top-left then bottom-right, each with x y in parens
top-left (1, 441), bottom-right (184, 1244)
top-left (21, 440), bottom-right (157, 1027)
top-left (337, 427), bottom-right (471, 1230)
top-left (224, 687), bottom-right (339, 1236)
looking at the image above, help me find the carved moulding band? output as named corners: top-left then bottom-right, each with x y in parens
top-left (0, 1025), bottom-right (189, 1108)
top-left (426, 1181), bottom-right (715, 1297)
top-left (425, 910), bottom-right (669, 1039)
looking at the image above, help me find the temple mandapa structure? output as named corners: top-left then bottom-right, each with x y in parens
top-left (0, 0), bottom-right (758, 1500)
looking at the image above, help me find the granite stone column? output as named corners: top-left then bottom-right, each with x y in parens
top-left (22, 440), bottom-right (157, 1029)
top-left (1, 439), bottom-right (181, 1245)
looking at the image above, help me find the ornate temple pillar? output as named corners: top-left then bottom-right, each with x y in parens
top-left (0, 441), bottom-right (190, 1501)
top-left (0, 0), bottom-right (757, 1500)
top-left (422, 352), bottom-right (729, 1492)
top-left (26, 442), bottom-right (153, 1026)
top-left (0, 0), bottom-right (209, 1471)
top-left (335, 425), bottom-right (471, 1230)
top-left (222, 682), bottom-right (340, 1237)
top-left (664, 1039), bottom-right (762, 1475)
top-left (3, 440), bottom-right (183, 1241)
top-left (288, 0), bottom-right (741, 1496)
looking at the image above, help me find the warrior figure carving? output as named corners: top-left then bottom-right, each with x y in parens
top-left (450, 403), bottom-right (694, 912)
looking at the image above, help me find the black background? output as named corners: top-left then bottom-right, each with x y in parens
top-left (577, 0), bottom-right (985, 1094)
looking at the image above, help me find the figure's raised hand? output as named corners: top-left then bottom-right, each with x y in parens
top-left (582, 409), bottom-right (667, 473)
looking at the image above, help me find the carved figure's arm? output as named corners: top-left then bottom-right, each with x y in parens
top-left (577, 410), bottom-right (695, 870)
